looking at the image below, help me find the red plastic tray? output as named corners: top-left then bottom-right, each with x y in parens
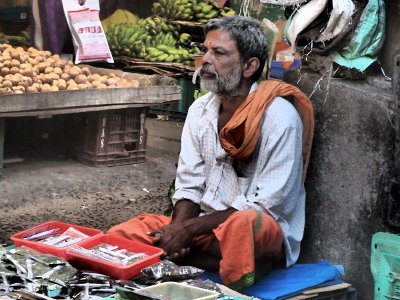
top-left (66, 234), bottom-right (163, 280)
top-left (11, 220), bottom-right (103, 260)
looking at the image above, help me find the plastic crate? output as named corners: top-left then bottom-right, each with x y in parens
top-left (371, 232), bottom-right (400, 300)
top-left (149, 77), bottom-right (196, 120)
top-left (128, 282), bottom-right (219, 300)
top-left (73, 108), bottom-right (147, 167)
top-left (270, 61), bottom-right (286, 79)
top-left (0, 7), bottom-right (30, 21)
top-left (11, 220), bottom-right (103, 260)
top-left (66, 234), bottom-right (163, 280)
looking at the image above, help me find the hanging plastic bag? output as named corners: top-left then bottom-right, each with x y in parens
top-left (61, 0), bottom-right (113, 64)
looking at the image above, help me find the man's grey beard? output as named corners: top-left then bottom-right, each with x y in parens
top-left (199, 64), bottom-right (242, 98)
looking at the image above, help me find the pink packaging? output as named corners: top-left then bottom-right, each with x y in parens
top-left (62, 0), bottom-right (113, 64)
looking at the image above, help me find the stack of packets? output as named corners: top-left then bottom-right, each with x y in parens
top-left (23, 227), bottom-right (89, 248)
top-left (0, 244), bottom-right (225, 300)
top-left (0, 244), bottom-right (143, 299)
top-left (69, 244), bottom-right (149, 266)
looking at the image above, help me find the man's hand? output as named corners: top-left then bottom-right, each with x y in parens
top-left (148, 222), bottom-right (193, 261)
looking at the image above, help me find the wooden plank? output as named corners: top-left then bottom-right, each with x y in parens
top-left (0, 85), bottom-right (180, 113)
top-left (0, 101), bottom-right (179, 117)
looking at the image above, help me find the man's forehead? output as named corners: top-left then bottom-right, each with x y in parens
top-left (205, 30), bottom-right (235, 47)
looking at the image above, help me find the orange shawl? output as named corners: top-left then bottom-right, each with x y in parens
top-left (220, 80), bottom-right (314, 180)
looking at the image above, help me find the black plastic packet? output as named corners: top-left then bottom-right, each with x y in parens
top-left (139, 260), bottom-right (204, 283)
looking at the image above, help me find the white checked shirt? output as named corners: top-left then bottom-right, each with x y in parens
top-left (172, 83), bottom-right (305, 267)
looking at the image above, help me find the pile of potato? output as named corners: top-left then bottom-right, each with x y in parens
top-left (0, 43), bottom-right (140, 95)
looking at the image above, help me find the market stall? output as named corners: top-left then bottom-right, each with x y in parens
top-left (0, 62), bottom-right (180, 167)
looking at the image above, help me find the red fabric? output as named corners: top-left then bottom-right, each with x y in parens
top-left (107, 210), bottom-right (283, 290)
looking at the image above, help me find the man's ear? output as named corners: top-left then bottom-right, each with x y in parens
top-left (243, 57), bottom-right (260, 79)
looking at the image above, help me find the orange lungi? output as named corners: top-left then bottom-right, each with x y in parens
top-left (107, 209), bottom-right (283, 291)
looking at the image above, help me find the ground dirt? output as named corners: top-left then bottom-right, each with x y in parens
top-left (0, 117), bottom-right (184, 244)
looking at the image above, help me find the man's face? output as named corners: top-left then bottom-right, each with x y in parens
top-left (200, 29), bottom-right (243, 98)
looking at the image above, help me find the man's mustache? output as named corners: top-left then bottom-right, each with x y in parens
top-left (192, 65), bottom-right (219, 84)
top-left (199, 65), bottom-right (218, 77)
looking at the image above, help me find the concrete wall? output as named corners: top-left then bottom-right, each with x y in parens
top-left (286, 70), bottom-right (395, 299)
top-left (380, 0), bottom-right (400, 77)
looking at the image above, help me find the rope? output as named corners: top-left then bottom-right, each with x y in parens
top-left (239, 0), bottom-right (252, 17)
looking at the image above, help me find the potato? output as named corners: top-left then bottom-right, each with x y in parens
top-left (53, 67), bottom-right (63, 76)
top-left (67, 79), bottom-right (77, 86)
top-left (75, 74), bottom-right (87, 84)
top-left (20, 76), bottom-right (32, 88)
top-left (57, 79), bottom-right (67, 90)
top-left (1, 67), bottom-right (10, 76)
top-left (10, 75), bottom-right (21, 86)
top-left (21, 68), bottom-right (33, 77)
top-left (67, 85), bottom-right (79, 90)
top-left (44, 66), bottom-right (54, 74)
top-left (26, 86), bottom-right (38, 93)
top-left (2, 60), bottom-right (11, 68)
top-left (61, 73), bottom-right (70, 81)
top-left (28, 58), bottom-right (38, 65)
top-left (81, 66), bottom-right (91, 76)
top-left (18, 53), bottom-right (28, 63)
top-left (89, 74), bottom-right (101, 82)
top-left (68, 66), bottom-right (82, 78)
top-left (2, 80), bottom-right (12, 88)
top-left (9, 67), bottom-right (19, 75)
top-left (37, 62), bottom-right (47, 73)
top-left (10, 59), bottom-right (20, 68)
top-left (10, 49), bottom-right (20, 60)
top-left (43, 50), bottom-right (52, 58)
top-left (40, 83), bottom-right (52, 92)
top-left (35, 55), bottom-right (45, 63)
top-left (0, 87), bottom-right (13, 95)
top-left (32, 83), bottom-right (41, 90)
top-left (50, 85), bottom-right (59, 92)
top-left (106, 77), bottom-right (118, 86)
top-left (91, 80), bottom-right (103, 88)
top-left (77, 83), bottom-right (90, 89)
top-left (12, 85), bottom-right (25, 93)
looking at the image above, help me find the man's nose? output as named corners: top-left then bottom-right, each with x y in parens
top-left (201, 51), bottom-right (212, 65)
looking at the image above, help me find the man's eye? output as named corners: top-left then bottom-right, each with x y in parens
top-left (199, 45), bottom-right (207, 53)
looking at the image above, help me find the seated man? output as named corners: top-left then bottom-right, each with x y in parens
top-left (108, 15), bottom-right (314, 291)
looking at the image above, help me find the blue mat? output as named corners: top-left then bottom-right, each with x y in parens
top-left (201, 261), bottom-right (342, 300)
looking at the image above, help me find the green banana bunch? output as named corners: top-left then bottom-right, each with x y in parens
top-left (144, 45), bottom-right (194, 65)
top-left (106, 23), bottom-right (148, 58)
top-left (193, 0), bottom-right (236, 23)
top-left (138, 16), bottom-right (180, 38)
top-left (151, 0), bottom-right (195, 21)
top-left (219, 6), bottom-right (236, 17)
top-left (147, 32), bottom-right (177, 48)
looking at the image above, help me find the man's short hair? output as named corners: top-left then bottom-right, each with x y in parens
top-left (204, 15), bottom-right (268, 82)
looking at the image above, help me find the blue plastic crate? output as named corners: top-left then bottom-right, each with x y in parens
top-left (270, 61), bottom-right (286, 79)
top-left (0, 7), bottom-right (30, 22)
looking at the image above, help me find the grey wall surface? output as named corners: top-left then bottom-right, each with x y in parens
top-left (286, 70), bottom-right (395, 299)
top-left (380, 0), bottom-right (400, 77)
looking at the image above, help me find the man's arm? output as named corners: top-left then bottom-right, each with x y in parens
top-left (151, 199), bottom-right (237, 259)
